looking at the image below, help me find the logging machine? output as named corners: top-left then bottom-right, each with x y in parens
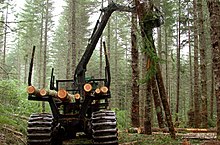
top-left (26, 2), bottom-right (133, 145)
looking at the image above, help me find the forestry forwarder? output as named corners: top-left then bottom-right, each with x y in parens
top-left (26, 2), bottom-right (133, 145)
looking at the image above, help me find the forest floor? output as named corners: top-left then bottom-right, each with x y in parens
top-left (1, 124), bottom-right (220, 145)
top-left (1, 129), bottom-right (220, 145)
top-left (63, 132), bottom-right (220, 145)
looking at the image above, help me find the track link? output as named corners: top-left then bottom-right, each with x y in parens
top-left (91, 110), bottom-right (118, 145)
top-left (27, 113), bottom-right (55, 145)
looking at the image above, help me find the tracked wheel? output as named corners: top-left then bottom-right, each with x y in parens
top-left (27, 113), bottom-right (60, 145)
top-left (91, 110), bottom-right (118, 145)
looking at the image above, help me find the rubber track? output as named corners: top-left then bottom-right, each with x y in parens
top-left (92, 110), bottom-right (118, 145)
top-left (27, 113), bottom-right (53, 145)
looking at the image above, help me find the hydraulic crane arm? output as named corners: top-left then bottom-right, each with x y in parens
top-left (74, 2), bottom-right (134, 83)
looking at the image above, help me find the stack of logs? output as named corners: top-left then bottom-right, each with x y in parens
top-left (27, 86), bottom-right (75, 102)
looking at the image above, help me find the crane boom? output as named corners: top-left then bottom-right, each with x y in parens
top-left (74, 2), bottom-right (133, 84)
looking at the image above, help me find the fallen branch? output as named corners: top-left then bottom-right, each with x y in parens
top-left (12, 134), bottom-right (27, 145)
top-left (119, 141), bottom-right (139, 145)
top-left (2, 124), bottom-right (23, 137)
top-left (11, 114), bottom-right (29, 121)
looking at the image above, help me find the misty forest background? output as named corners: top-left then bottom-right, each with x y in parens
top-left (1, 0), bottom-right (220, 144)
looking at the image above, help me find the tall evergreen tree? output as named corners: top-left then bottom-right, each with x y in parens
top-left (131, 9), bottom-right (140, 127)
top-left (207, 0), bottom-right (220, 140)
top-left (197, 0), bottom-right (208, 128)
top-left (193, 0), bottom-right (200, 128)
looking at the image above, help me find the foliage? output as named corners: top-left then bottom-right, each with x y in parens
top-left (0, 80), bottom-right (42, 135)
top-left (115, 109), bottom-right (131, 130)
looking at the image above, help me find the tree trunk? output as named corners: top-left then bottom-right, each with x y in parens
top-left (175, 0), bottom-right (181, 124)
top-left (107, 0), bottom-right (111, 59)
top-left (155, 63), bottom-right (175, 139)
top-left (99, 0), bottom-right (103, 79)
top-left (206, 0), bottom-right (220, 140)
top-left (131, 11), bottom-right (140, 127)
top-left (42, 0), bottom-right (49, 112)
top-left (24, 54), bottom-right (28, 84)
top-left (188, 2), bottom-right (193, 112)
top-left (165, 25), bottom-right (169, 104)
top-left (152, 76), bottom-right (164, 128)
top-left (193, 0), bottom-right (200, 128)
top-left (3, 3), bottom-right (8, 68)
top-left (140, 54), bottom-right (146, 127)
top-left (198, 0), bottom-right (208, 128)
top-left (135, 0), bottom-right (175, 138)
top-left (145, 75), bottom-right (152, 135)
top-left (66, 0), bottom-right (72, 80)
top-left (71, 0), bottom-right (76, 76)
top-left (114, 15), bottom-right (119, 109)
top-left (38, 10), bottom-right (44, 88)
top-left (187, 1), bottom-right (194, 127)
top-left (210, 52), bottom-right (214, 120)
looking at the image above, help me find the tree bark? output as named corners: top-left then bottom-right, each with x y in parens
top-left (3, 3), bottom-right (8, 67)
top-left (193, 0), bottom-right (200, 128)
top-left (38, 8), bottom-right (44, 88)
top-left (145, 70), bottom-right (152, 135)
top-left (114, 15), bottom-right (119, 109)
top-left (131, 10), bottom-right (140, 127)
top-left (99, 0), bottom-right (104, 79)
top-left (175, 0), bottom-right (181, 124)
top-left (42, 0), bottom-right (49, 112)
top-left (165, 24), bottom-right (169, 104)
top-left (156, 63), bottom-right (175, 139)
top-left (188, 2), bottom-right (193, 112)
top-left (71, 0), bottom-right (76, 76)
top-left (198, 0), bottom-right (208, 128)
top-left (107, 0), bottom-right (111, 59)
top-left (207, 0), bottom-right (220, 140)
top-left (152, 76), bottom-right (164, 128)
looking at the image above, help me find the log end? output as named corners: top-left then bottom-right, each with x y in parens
top-left (100, 86), bottom-right (108, 93)
top-left (27, 86), bottom-right (36, 94)
top-left (57, 89), bottom-right (67, 100)
top-left (39, 89), bottom-right (47, 96)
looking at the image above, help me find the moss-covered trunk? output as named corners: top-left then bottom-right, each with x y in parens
top-left (135, 0), bottom-right (175, 139)
top-left (207, 0), bottom-right (220, 140)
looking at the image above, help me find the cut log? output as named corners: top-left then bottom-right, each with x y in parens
top-left (57, 89), bottom-right (74, 102)
top-left (95, 88), bottom-right (101, 94)
top-left (127, 127), bottom-right (217, 134)
top-left (27, 86), bottom-right (39, 96)
top-left (100, 86), bottom-right (108, 94)
top-left (126, 127), bottom-right (144, 134)
top-left (39, 88), bottom-right (57, 97)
